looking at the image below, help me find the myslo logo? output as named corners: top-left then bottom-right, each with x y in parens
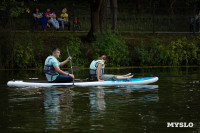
top-left (167, 122), bottom-right (194, 128)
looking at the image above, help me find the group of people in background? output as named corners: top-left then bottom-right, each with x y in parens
top-left (33, 8), bottom-right (69, 31)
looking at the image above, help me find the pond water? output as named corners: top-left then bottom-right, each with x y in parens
top-left (0, 67), bottom-right (200, 133)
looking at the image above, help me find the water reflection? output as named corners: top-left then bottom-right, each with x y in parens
top-left (8, 87), bottom-right (43, 102)
top-left (88, 85), bottom-right (159, 131)
top-left (123, 85), bottom-right (159, 102)
top-left (90, 87), bottom-right (106, 112)
top-left (88, 85), bottom-right (159, 113)
top-left (44, 88), bottom-right (60, 129)
top-left (44, 87), bottom-right (74, 130)
top-left (89, 87), bottom-right (106, 131)
top-left (105, 85), bottom-right (159, 103)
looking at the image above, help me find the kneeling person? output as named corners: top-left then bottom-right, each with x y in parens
top-left (90, 55), bottom-right (133, 81)
top-left (44, 48), bottom-right (74, 83)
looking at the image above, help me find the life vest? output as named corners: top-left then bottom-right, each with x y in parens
top-left (90, 60), bottom-right (105, 77)
top-left (43, 58), bottom-right (58, 76)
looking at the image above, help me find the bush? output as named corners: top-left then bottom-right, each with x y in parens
top-left (14, 42), bottom-right (33, 68)
top-left (13, 34), bottom-right (89, 68)
top-left (60, 35), bottom-right (89, 67)
top-left (3, 33), bottom-right (200, 69)
top-left (134, 40), bottom-right (151, 65)
top-left (168, 37), bottom-right (198, 65)
top-left (134, 39), bottom-right (170, 66)
top-left (134, 37), bottom-right (200, 66)
top-left (13, 33), bottom-right (44, 68)
top-left (92, 31), bottom-right (130, 67)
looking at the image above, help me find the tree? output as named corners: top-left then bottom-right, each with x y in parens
top-left (88, 0), bottom-right (104, 40)
top-left (111, 0), bottom-right (117, 30)
top-left (99, 0), bottom-right (108, 33)
top-left (87, 0), bottom-right (118, 40)
top-left (0, 0), bottom-right (27, 29)
top-left (0, 0), bottom-right (27, 68)
top-left (169, 0), bottom-right (176, 15)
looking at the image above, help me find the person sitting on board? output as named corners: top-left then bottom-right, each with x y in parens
top-left (44, 48), bottom-right (74, 83)
top-left (89, 55), bottom-right (133, 81)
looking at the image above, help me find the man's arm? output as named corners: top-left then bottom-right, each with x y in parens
top-left (54, 65), bottom-right (74, 78)
top-left (33, 13), bottom-right (43, 19)
top-left (60, 56), bottom-right (71, 66)
top-left (96, 64), bottom-right (104, 81)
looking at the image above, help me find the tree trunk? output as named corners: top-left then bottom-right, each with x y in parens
top-left (87, 0), bottom-right (116, 40)
top-left (111, 0), bottom-right (117, 30)
top-left (169, 0), bottom-right (176, 15)
top-left (87, 0), bottom-right (103, 40)
top-left (99, 0), bottom-right (108, 32)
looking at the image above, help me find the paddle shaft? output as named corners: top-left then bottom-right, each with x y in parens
top-left (66, 46), bottom-right (74, 85)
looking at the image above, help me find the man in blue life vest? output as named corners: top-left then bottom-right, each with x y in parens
top-left (44, 48), bottom-right (74, 83)
top-left (90, 55), bottom-right (133, 81)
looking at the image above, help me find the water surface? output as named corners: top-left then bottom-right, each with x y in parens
top-left (0, 67), bottom-right (200, 133)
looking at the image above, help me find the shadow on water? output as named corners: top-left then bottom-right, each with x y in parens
top-left (1, 67), bottom-right (200, 133)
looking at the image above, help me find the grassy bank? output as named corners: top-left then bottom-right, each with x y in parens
top-left (0, 31), bottom-right (200, 69)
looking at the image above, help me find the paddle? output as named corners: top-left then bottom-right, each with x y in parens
top-left (66, 46), bottom-right (74, 86)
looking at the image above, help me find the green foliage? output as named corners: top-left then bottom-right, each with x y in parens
top-left (134, 41), bottom-right (150, 65)
top-left (12, 34), bottom-right (89, 68)
top-left (0, 1), bottom-right (25, 17)
top-left (3, 33), bottom-right (200, 69)
top-left (14, 41), bottom-right (33, 68)
top-left (13, 33), bottom-right (44, 68)
top-left (60, 35), bottom-right (89, 67)
top-left (156, 43), bottom-right (170, 65)
top-left (92, 31), bottom-right (130, 67)
top-left (168, 37), bottom-right (198, 65)
top-left (134, 37), bottom-right (199, 66)
top-left (134, 39), bottom-right (170, 66)
top-left (10, 6), bottom-right (25, 17)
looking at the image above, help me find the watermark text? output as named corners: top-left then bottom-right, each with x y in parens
top-left (167, 122), bottom-right (194, 128)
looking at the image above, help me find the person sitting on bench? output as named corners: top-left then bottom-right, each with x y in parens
top-left (33, 8), bottom-right (50, 30)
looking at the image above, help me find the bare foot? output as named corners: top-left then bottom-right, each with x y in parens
top-left (126, 75), bottom-right (133, 80)
top-left (125, 73), bottom-right (132, 77)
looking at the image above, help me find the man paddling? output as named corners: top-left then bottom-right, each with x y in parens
top-left (44, 48), bottom-right (74, 83)
top-left (90, 55), bottom-right (133, 81)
